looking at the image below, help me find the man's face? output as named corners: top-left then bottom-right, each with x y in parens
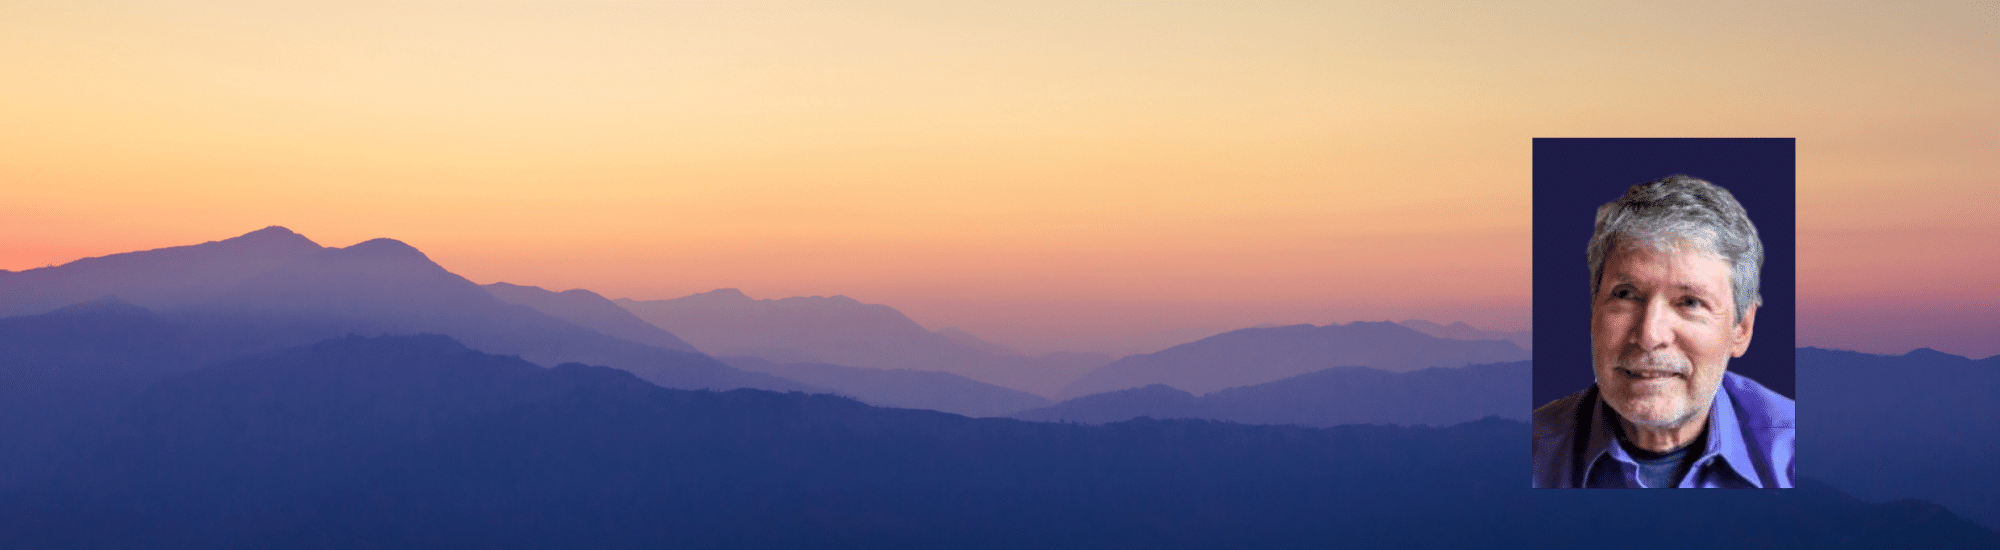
top-left (1591, 241), bottom-right (1756, 430)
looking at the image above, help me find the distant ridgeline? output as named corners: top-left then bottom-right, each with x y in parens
top-left (0, 226), bottom-right (1535, 424)
top-left (1014, 361), bottom-right (1532, 427)
top-left (3, 227), bottom-right (1998, 547)
top-left (1, 333), bottom-right (1995, 548)
top-left (1797, 347), bottom-right (2000, 536)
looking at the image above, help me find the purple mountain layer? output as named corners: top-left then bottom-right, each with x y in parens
top-left (717, 356), bottom-right (1051, 417)
top-left (1061, 321), bottom-right (1530, 399)
top-left (0, 226), bottom-right (323, 317)
top-left (1398, 319), bottom-right (1532, 352)
top-left (482, 282), bottom-right (698, 353)
top-left (616, 289), bottom-right (1112, 398)
top-left (1017, 361), bottom-right (1530, 427)
top-left (1798, 346), bottom-right (2000, 531)
top-left (0, 228), bottom-right (813, 395)
top-left (6, 333), bottom-right (1991, 547)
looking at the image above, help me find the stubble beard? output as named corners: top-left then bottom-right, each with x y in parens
top-left (1599, 352), bottom-right (1709, 431)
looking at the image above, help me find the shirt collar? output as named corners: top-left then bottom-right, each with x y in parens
top-left (1578, 375), bottom-right (1762, 488)
top-left (1702, 377), bottom-right (1763, 487)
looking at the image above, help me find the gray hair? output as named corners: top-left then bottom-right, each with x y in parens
top-left (1587, 175), bottom-right (1763, 325)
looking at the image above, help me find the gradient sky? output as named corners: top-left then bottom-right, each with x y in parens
top-left (3, 2), bottom-right (1995, 357)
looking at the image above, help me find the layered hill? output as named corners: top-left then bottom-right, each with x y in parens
top-left (1016, 361), bottom-right (1530, 427)
top-left (618, 289), bottom-right (1113, 397)
top-left (0, 227), bottom-right (812, 395)
top-left (1799, 347), bottom-right (2000, 531)
top-left (0, 298), bottom-right (225, 487)
top-left (3, 334), bottom-right (1989, 548)
top-left (481, 282), bottom-right (698, 353)
top-left (489, 283), bottom-right (1049, 416)
top-left (1398, 319), bottom-right (1532, 351)
top-left (719, 356), bottom-right (1051, 418)
top-left (1061, 321), bottom-right (1529, 399)
top-left (0, 226), bottom-right (324, 317)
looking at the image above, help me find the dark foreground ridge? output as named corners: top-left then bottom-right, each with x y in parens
top-left (1800, 347), bottom-right (2000, 532)
top-left (1017, 361), bottom-right (1531, 426)
top-left (2, 335), bottom-right (1994, 549)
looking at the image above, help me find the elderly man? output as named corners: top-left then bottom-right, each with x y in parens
top-left (1532, 175), bottom-right (1796, 488)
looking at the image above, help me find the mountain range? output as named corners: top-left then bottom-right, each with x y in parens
top-left (1798, 347), bottom-right (2000, 532)
top-left (482, 281), bottom-right (699, 353)
top-left (0, 227), bottom-right (812, 395)
top-left (0, 225), bottom-right (325, 318)
top-left (7, 227), bottom-right (2000, 545)
top-left (617, 289), bottom-right (1114, 397)
top-left (718, 355), bottom-right (1052, 417)
top-left (1016, 361), bottom-right (1531, 427)
top-left (1397, 319), bottom-right (1532, 351)
top-left (3, 333), bottom-right (1992, 548)
top-left (0, 227), bottom-right (1533, 423)
top-left (1060, 321), bottom-right (1530, 399)
top-left (0, 297), bottom-right (219, 487)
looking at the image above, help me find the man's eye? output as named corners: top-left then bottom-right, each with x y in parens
top-left (1611, 288), bottom-right (1636, 300)
top-left (1679, 297), bottom-right (1703, 309)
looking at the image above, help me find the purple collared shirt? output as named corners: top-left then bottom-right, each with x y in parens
top-left (1532, 371), bottom-right (1795, 488)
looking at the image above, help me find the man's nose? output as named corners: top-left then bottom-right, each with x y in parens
top-left (1633, 299), bottom-right (1674, 349)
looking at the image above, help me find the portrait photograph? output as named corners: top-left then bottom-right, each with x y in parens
top-left (1530, 138), bottom-right (1796, 489)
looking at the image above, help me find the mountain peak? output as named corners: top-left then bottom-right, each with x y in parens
top-left (688, 288), bottom-right (751, 301)
top-left (486, 282), bottom-right (545, 292)
top-left (214, 225), bottom-right (322, 252)
top-left (1903, 347), bottom-right (1970, 362)
top-left (341, 238), bottom-right (428, 260)
top-left (557, 288), bottom-right (609, 300)
top-left (240, 225), bottom-right (299, 239)
top-left (1330, 320), bottom-right (1424, 335)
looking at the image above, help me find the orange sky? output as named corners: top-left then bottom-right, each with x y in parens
top-left (3, 2), bottom-right (1995, 356)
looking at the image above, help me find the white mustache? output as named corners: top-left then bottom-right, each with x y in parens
top-left (1614, 354), bottom-right (1690, 376)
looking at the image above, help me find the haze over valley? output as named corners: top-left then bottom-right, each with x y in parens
top-left (4, 227), bottom-right (1999, 546)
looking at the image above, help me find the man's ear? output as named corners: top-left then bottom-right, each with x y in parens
top-left (1730, 303), bottom-right (1758, 357)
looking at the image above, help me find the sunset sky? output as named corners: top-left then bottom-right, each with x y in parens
top-left (3, 1), bottom-right (1995, 357)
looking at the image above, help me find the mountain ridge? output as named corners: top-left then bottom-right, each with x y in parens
top-left (1061, 320), bottom-right (1529, 399)
top-left (0, 226), bottom-right (325, 317)
top-left (1798, 346), bottom-right (2000, 531)
top-left (2, 227), bottom-right (817, 395)
top-left (1019, 361), bottom-right (1531, 427)
top-left (618, 290), bottom-right (1111, 397)
top-left (482, 282), bottom-right (699, 353)
top-left (4, 334), bottom-right (1991, 548)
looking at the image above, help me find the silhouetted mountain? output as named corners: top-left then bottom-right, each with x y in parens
top-left (618, 289), bottom-right (1113, 397)
top-left (719, 356), bottom-right (1051, 417)
top-left (0, 226), bottom-right (323, 318)
top-left (1012, 384), bottom-right (1212, 424)
top-left (176, 237), bottom-right (811, 393)
top-left (1062, 321), bottom-right (1530, 399)
top-left (1799, 347), bottom-right (2000, 532)
top-left (1, 334), bottom-right (1991, 548)
top-left (1, 334), bottom-right (659, 546)
top-left (0, 227), bottom-right (811, 393)
top-left (482, 282), bottom-right (699, 353)
top-left (934, 325), bottom-right (1018, 355)
top-left (1017, 361), bottom-right (1531, 427)
top-left (0, 298), bottom-right (221, 488)
top-left (1207, 361), bottom-right (1531, 426)
top-left (1398, 319), bottom-right (1532, 351)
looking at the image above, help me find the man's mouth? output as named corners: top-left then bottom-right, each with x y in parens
top-left (1616, 367), bottom-right (1683, 380)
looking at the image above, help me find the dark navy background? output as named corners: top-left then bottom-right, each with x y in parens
top-left (1531, 138), bottom-right (1796, 407)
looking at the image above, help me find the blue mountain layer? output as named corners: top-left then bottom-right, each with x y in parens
top-left (1018, 361), bottom-right (1531, 427)
top-left (1, 334), bottom-right (1992, 548)
top-left (1799, 347), bottom-right (2000, 532)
